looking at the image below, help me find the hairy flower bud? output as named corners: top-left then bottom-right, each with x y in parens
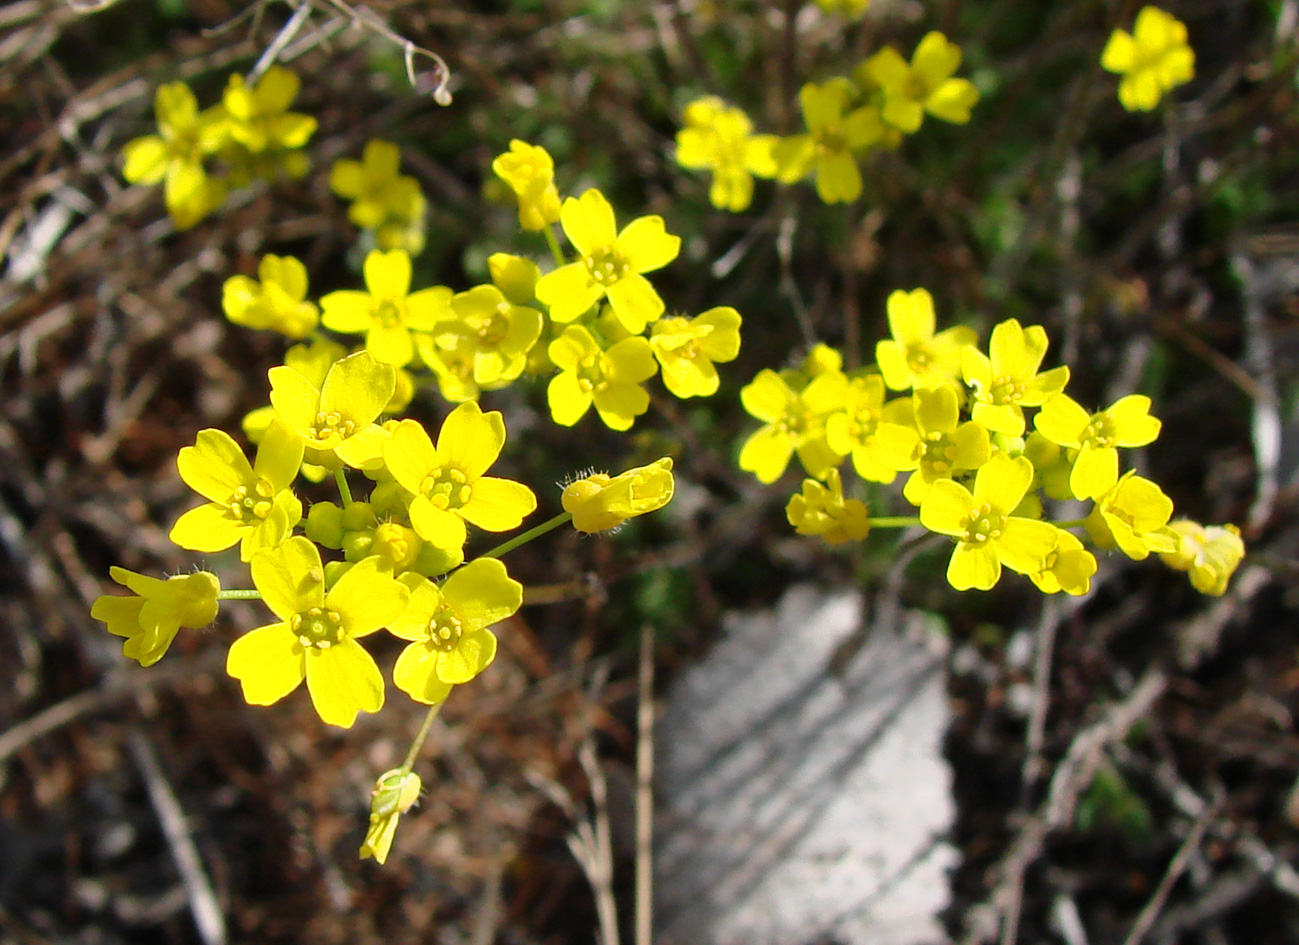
top-left (562, 458), bottom-right (675, 533)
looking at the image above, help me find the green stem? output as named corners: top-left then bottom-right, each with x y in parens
top-left (1053, 518), bottom-right (1088, 529)
top-left (334, 467), bottom-right (354, 508)
top-left (480, 511), bottom-right (573, 559)
top-left (400, 700), bottom-right (444, 775)
top-left (217, 589), bottom-right (262, 600)
top-left (867, 516), bottom-right (922, 528)
top-left (543, 225), bottom-right (567, 268)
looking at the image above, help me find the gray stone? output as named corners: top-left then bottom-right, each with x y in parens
top-left (656, 584), bottom-right (954, 945)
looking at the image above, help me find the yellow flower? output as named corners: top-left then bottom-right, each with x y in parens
top-left (360, 769), bottom-right (422, 865)
top-left (222, 254), bottom-right (320, 339)
top-left (169, 420), bottom-right (304, 562)
top-left (1034, 393), bottom-right (1161, 500)
top-left (874, 288), bottom-right (977, 391)
top-left (739, 367), bottom-right (845, 483)
top-left (321, 250), bottom-right (452, 367)
top-left (920, 452), bottom-right (1057, 591)
top-left (536, 189), bottom-right (681, 333)
top-left (547, 326), bottom-right (658, 431)
top-left (674, 97), bottom-right (778, 212)
top-left (269, 350), bottom-right (395, 470)
top-left (649, 306), bottom-right (742, 398)
top-left (900, 383), bottom-right (991, 505)
top-left (824, 375), bottom-right (920, 483)
top-left (855, 32), bottom-right (980, 134)
top-left (382, 402), bottom-right (538, 551)
top-left (429, 284), bottom-right (544, 386)
top-left (961, 318), bottom-right (1070, 436)
top-left (1160, 520), bottom-right (1244, 596)
top-left (121, 82), bottom-right (226, 229)
top-left (207, 66), bottom-right (317, 181)
top-left (91, 568), bottom-right (220, 667)
top-left (1027, 530), bottom-right (1098, 596)
top-left (1101, 6), bottom-right (1195, 112)
top-left (226, 537), bottom-right (409, 728)
top-left (387, 558), bottom-right (523, 703)
top-left (786, 468), bottom-right (870, 545)
top-left (415, 335), bottom-right (484, 404)
top-left (330, 139), bottom-right (427, 254)
top-left (772, 78), bottom-right (885, 204)
top-left (1084, 471), bottom-right (1178, 560)
top-left (492, 140), bottom-right (562, 231)
top-left (562, 458), bottom-right (675, 533)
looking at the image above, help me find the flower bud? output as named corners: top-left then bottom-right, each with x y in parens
top-left (305, 501), bottom-right (344, 548)
top-left (1160, 520), bottom-right (1245, 596)
top-left (359, 769), bottom-right (422, 865)
top-left (562, 458), bottom-right (675, 534)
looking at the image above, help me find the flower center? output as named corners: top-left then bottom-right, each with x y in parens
top-left (375, 299), bottom-right (405, 329)
top-left (921, 432), bottom-right (957, 475)
top-left (817, 126), bottom-right (847, 155)
top-left (426, 604), bottom-right (463, 652)
top-left (905, 344), bottom-right (933, 373)
top-left (311, 410), bottom-right (356, 443)
top-left (226, 478), bottom-right (277, 523)
top-left (292, 606), bottom-right (344, 649)
top-left (477, 305), bottom-right (511, 346)
top-left (988, 374), bottom-right (1025, 406)
top-left (419, 466), bottom-right (472, 510)
top-left (961, 502), bottom-right (1005, 545)
top-left (776, 406), bottom-right (810, 441)
top-left (575, 353), bottom-right (609, 393)
top-left (585, 247), bottom-right (629, 286)
top-left (1082, 413), bottom-right (1116, 449)
top-left (846, 410), bottom-right (881, 444)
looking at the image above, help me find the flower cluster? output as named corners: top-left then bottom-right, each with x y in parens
top-left (740, 288), bottom-right (1243, 596)
top-left (674, 31), bottom-right (979, 208)
top-left (212, 139), bottom-right (740, 430)
top-left (101, 126), bottom-right (697, 843)
top-left (94, 348), bottom-right (679, 717)
top-left (122, 67), bottom-right (316, 229)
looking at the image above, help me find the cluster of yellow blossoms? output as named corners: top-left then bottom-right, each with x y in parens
top-left (123, 66), bottom-right (317, 229)
top-left (676, 31), bottom-right (980, 208)
top-left (675, 6), bottom-right (1195, 210)
top-left (94, 360), bottom-right (675, 725)
top-left (228, 138), bottom-right (742, 430)
top-left (100, 3), bottom-right (1207, 861)
top-left (102, 122), bottom-right (715, 862)
top-left (739, 288), bottom-right (1243, 596)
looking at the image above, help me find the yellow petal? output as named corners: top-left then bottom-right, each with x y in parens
top-left (548, 371), bottom-right (593, 426)
top-left (437, 401), bottom-right (505, 481)
top-left (948, 541), bottom-right (1000, 591)
top-left (560, 190), bottom-right (617, 256)
top-left (460, 477), bottom-right (537, 531)
top-left (326, 556), bottom-right (409, 637)
top-left (616, 215), bottom-right (680, 273)
top-left (251, 535), bottom-right (323, 620)
top-left (435, 627), bottom-right (497, 685)
top-left (227, 623), bottom-right (305, 705)
top-left (364, 249), bottom-right (412, 300)
top-left (305, 638), bottom-right (383, 728)
top-left (393, 642), bottom-right (448, 703)
top-left (177, 428), bottom-right (251, 502)
top-left (919, 478), bottom-right (975, 536)
top-left (169, 503), bottom-right (243, 552)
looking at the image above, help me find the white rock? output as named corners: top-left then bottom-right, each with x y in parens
top-left (656, 584), bottom-right (955, 945)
